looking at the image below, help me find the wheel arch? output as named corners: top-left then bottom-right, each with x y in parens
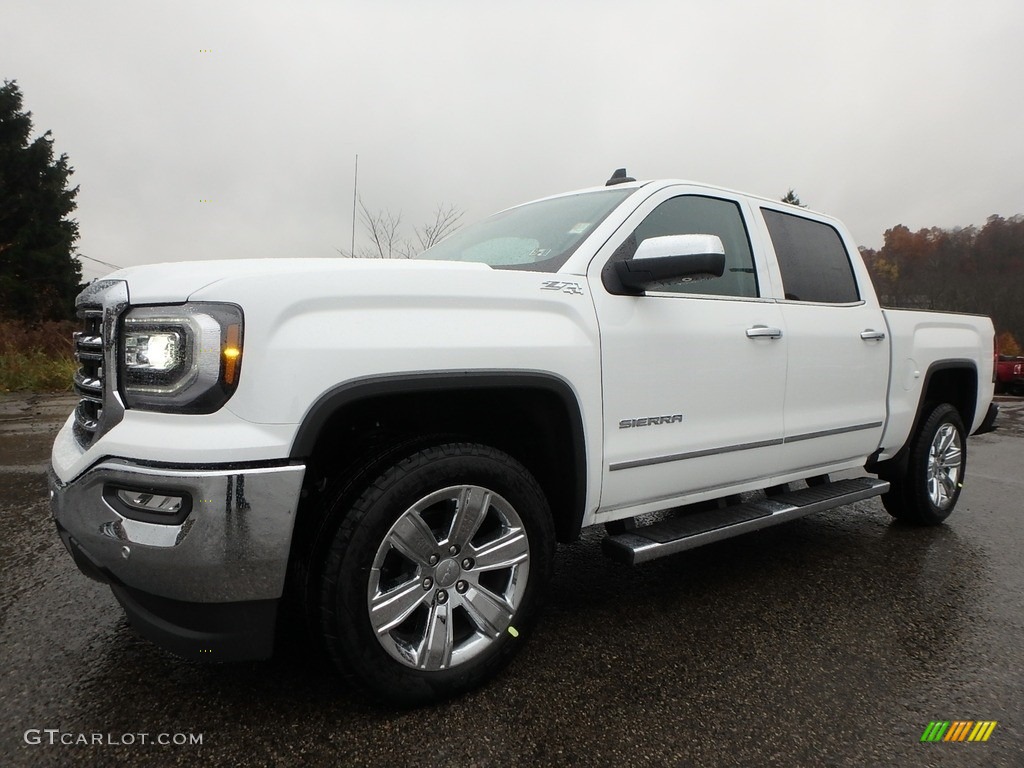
top-left (290, 372), bottom-right (589, 543)
top-left (870, 359), bottom-right (977, 478)
top-left (922, 360), bottom-right (979, 430)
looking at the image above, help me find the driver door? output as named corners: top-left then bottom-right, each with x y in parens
top-left (589, 187), bottom-right (788, 515)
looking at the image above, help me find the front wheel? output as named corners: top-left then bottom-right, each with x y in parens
top-left (317, 442), bottom-right (554, 705)
top-left (881, 403), bottom-right (967, 525)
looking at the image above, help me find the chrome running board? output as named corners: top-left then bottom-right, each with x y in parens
top-left (602, 477), bottom-right (890, 566)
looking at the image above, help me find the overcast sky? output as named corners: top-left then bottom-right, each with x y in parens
top-left (5, 0), bottom-right (1024, 282)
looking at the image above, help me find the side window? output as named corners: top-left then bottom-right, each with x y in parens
top-left (611, 195), bottom-right (758, 298)
top-left (761, 208), bottom-right (859, 303)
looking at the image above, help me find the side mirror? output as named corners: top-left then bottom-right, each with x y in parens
top-left (608, 234), bottom-right (726, 294)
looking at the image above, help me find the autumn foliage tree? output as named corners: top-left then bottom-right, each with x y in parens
top-left (997, 330), bottom-right (1022, 357)
top-left (0, 80), bottom-right (82, 321)
top-left (861, 214), bottom-right (1024, 349)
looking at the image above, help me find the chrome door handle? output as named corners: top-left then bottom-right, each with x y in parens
top-left (746, 325), bottom-right (783, 339)
top-left (860, 329), bottom-right (886, 341)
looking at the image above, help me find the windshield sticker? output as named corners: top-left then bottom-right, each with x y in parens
top-left (569, 223), bottom-right (590, 234)
top-left (527, 247), bottom-right (552, 260)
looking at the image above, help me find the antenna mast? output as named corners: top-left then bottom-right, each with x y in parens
top-left (350, 154), bottom-right (359, 256)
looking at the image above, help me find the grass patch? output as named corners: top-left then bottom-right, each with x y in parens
top-left (0, 320), bottom-right (78, 392)
top-left (0, 350), bottom-right (77, 391)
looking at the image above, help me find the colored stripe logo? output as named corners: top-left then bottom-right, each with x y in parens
top-left (920, 721), bottom-right (997, 742)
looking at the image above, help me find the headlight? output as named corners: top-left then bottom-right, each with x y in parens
top-left (120, 303), bottom-right (243, 413)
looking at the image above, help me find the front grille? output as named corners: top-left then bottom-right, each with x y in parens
top-left (72, 307), bottom-right (105, 445)
top-left (70, 279), bottom-right (128, 448)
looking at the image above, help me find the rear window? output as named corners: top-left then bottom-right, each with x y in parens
top-left (762, 208), bottom-right (859, 303)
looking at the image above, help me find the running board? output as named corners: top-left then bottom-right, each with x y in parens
top-left (602, 477), bottom-right (890, 566)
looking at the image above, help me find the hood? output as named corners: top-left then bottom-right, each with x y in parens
top-left (104, 258), bottom-right (494, 305)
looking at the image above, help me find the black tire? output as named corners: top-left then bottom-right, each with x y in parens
top-left (287, 434), bottom-right (453, 644)
top-left (881, 403), bottom-right (966, 525)
top-left (317, 442), bottom-right (554, 705)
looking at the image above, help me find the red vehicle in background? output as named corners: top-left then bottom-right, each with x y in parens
top-left (997, 355), bottom-right (1024, 395)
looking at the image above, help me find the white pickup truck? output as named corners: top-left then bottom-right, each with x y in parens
top-left (50, 172), bottom-right (997, 704)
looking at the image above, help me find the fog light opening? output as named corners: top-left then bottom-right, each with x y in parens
top-left (104, 485), bottom-right (193, 525)
top-left (116, 489), bottom-right (185, 515)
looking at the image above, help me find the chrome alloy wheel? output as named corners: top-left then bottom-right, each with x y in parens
top-left (367, 485), bottom-right (530, 671)
top-left (927, 423), bottom-right (962, 510)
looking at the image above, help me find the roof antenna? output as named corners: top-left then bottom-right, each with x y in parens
top-left (605, 168), bottom-right (635, 186)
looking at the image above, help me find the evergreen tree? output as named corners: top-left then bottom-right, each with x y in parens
top-left (0, 80), bottom-right (82, 321)
top-left (781, 189), bottom-right (806, 207)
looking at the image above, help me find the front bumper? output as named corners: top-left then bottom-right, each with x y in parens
top-left (49, 459), bottom-right (305, 661)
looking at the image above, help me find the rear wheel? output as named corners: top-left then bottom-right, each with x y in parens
top-left (317, 442), bottom-right (554, 705)
top-left (881, 403), bottom-right (966, 525)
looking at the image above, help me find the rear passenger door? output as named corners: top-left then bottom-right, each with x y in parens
top-left (756, 206), bottom-right (889, 474)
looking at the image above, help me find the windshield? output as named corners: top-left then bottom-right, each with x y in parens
top-left (413, 188), bottom-right (635, 272)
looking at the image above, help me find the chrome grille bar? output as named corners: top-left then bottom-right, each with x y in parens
top-left (72, 307), bottom-right (104, 444)
top-left (73, 371), bottom-right (103, 396)
top-left (71, 280), bottom-right (129, 447)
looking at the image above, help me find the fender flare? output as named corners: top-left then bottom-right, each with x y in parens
top-left (289, 371), bottom-right (589, 541)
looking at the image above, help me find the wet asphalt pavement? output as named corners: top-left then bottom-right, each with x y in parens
top-left (1, 394), bottom-right (1022, 767)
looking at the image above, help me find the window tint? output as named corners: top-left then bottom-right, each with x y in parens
top-left (611, 195), bottom-right (758, 297)
top-left (761, 209), bottom-right (859, 303)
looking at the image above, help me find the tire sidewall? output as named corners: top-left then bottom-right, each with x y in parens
top-left (908, 403), bottom-right (967, 524)
top-left (320, 443), bottom-right (554, 704)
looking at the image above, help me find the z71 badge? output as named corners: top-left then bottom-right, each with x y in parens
top-left (541, 280), bottom-right (584, 296)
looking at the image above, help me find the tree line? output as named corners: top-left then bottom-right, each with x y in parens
top-left (859, 216), bottom-right (1024, 355)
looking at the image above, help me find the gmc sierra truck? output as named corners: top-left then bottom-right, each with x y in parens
top-left (49, 172), bottom-right (997, 704)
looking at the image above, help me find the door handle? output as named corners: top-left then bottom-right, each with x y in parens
top-left (860, 329), bottom-right (886, 341)
top-left (746, 325), bottom-right (783, 340)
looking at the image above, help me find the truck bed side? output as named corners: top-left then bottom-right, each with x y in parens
top-left (878, 308), bottom-right (995, 460)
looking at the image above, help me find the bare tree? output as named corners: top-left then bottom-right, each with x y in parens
top-left (360, 200), bottom-right (404, 259)
top-left (414, 203), bottom-right (464, 252)
top-left (338, 199), bottom-right (463, 259)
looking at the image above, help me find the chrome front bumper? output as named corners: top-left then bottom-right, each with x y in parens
top-left (49, 459), bottom-right (305, 660)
